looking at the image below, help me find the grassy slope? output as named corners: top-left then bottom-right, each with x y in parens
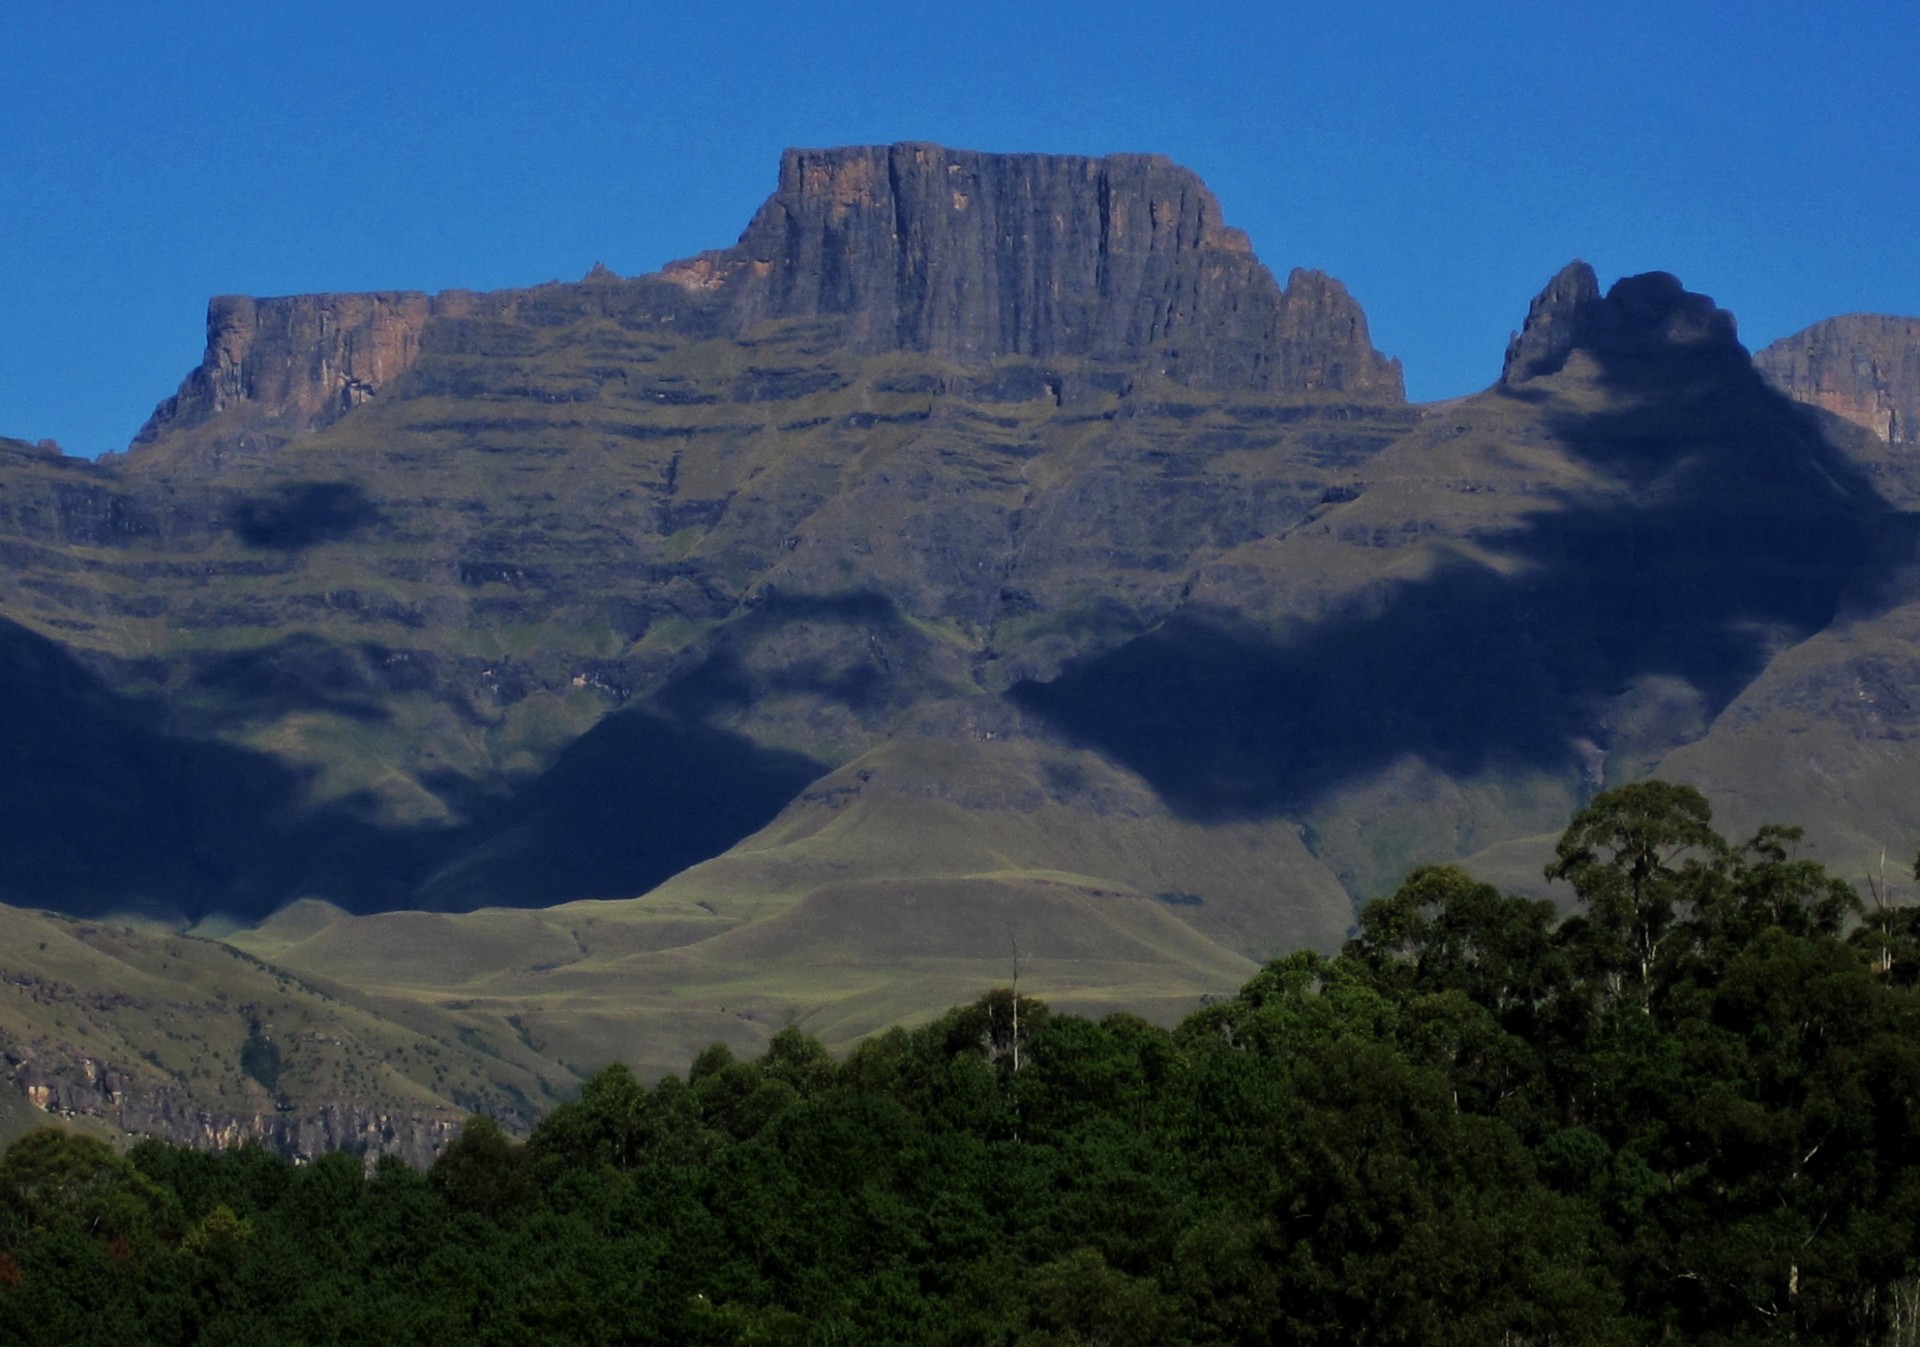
top-left (1608, 405), bottom-right (1920, 886)
top-left (1157, 345), bottom-right (1899, 901)
top-left (1441, 391), bottom-right (1920, 902)
top-left (224, 732), bottom-right (1353, 1079)
top-left (1130, 374), bottom-right (1613, 899)
top-left (0, 901), bottom-right (571, 1144)
top-left (5, 309), bottom-right (1405, 1104)
top-left (1648, 599), bottom-right (1920, 888)
top-left (4, 290), bottom-right (1421, 921)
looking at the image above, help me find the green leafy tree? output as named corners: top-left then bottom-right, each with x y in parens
top-left (1547, 780), bottom-right (1727, 1003)
top-left (429, 1115), bottom-right (536, 1219)
top-left (1015, 1246), bottom-right (1185, 1347)
top-left (0, 1129), bottom-right (167, 1250)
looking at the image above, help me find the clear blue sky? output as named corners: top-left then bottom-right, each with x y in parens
top-left (4, 0), bottom-right (1915, 457)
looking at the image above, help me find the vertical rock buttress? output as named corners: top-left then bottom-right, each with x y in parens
top-left (670, 143), bottom-right (1404, 399)
top-left (135, 291), bottom-right (441, 444)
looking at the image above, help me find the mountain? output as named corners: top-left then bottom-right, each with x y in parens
top-left (1018, 262), bottom-right (1899, 893)
top-left (1756, 313), bottom-right (1920, 448)
top-left (133, 143), bottom-right (1399, 457)
top-left (0, 143), bottom-right (1408, 926)
top-left (3, 144), bottom-right (1920, 1151)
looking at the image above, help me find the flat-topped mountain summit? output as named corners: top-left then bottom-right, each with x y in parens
top-left (136, 144), bottom-right (1400, 455)
top-left (679, 143), bottom-right (1403, 396)
top-left (5, 144), bottom-right (1920, 1150)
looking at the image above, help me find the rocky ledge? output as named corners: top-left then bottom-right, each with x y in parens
top-left (5, 1039), bottom-right (469, 1167)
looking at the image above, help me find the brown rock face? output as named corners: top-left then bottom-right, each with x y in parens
top-left (672, 143), bottom-right (1405, 397)
top-left (1755, 314), bottom-right (1920, 445)
top-left (134, 290), bottom-right (451, 444)
top-left (132, 146), bottom-right (1403, 454)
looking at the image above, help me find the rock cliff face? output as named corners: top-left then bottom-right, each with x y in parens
top-left (6, 1041), bottom-right (462, 1165)
top-left (0, 439), bottom-right (158, 552)
top-left (1503, 262), bottom-right (1744, 384)
top-left (680, 143), bottom-right (1403, 397)
top-left (132, 145), bottom-right (1402, 453)
top-left (1756, 314), bottom-right (1920, 445)
top-left (134, 290), bottom-right (471, 445)
top-left (1501, 260), bottom-right (1602, 382)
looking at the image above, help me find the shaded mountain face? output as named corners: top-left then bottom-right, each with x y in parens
top-left (1017, 267), bottom-right (1894, 892)
top-left (1, 143), bottom-right (1415, 923)
top-left (0, 145), bottom-right (1915, 941)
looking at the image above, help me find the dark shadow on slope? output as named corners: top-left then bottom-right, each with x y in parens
top-left (0, 589), bottom-right (933, 919)
top-left (0, 616), bottom-right (438, 918)
top-left (183, 634), bottom-right (407, 724)
top-left (229, 481), bottom-right (382, 550)
top-left (657, 588), bottom-right (949, 722)
top-left (0, 616), bottom-right (827, 921)
top-left (1011, 302), bottom-right (1900, 822)
top-left (417, 588), bottom-right (940, 908)
top-left (413, 708), bottom-right (824, 911)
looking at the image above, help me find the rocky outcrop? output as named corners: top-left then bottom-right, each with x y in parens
top-left (4, 1041), bottom-right (466, 1166)
top-left (130, 145), bottom-right (1403, 458)
top-left (1503, 264), bottom-right (1744, 385)
top-left (134, 290), bottom-right (472, 444)
top-left (1502, 261), bottom-right (1602, 382)
top-left (669, 143), bottom-right (1404, 398)
top-left (1756, 314), bottom-right (1920, 445)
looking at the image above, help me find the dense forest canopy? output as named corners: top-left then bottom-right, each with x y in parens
top-left (7, 783), bottom-right (1920, 1346)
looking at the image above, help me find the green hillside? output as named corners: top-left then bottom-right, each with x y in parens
top-left (0, 903), bottom-right (569, 1160)
top-left (5, 148), bottom-right (1920, 1157)
top-left (10, 785), bottom-right (1920, 1346)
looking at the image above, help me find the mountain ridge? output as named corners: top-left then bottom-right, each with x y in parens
top-left (4, 144), bottom-right (1920, 1154)
top-left (130, 143), bottom-right (1402, 460)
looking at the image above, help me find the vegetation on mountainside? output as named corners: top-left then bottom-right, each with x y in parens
top-left (6, 243), bottom-right (1914, 964)
top-left (0, 903), bottom-right (568, 1156)
top-left (0, 326), bottom-right (1415, 922)
top-left (8, 784), bottom-right (1920, 1345)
